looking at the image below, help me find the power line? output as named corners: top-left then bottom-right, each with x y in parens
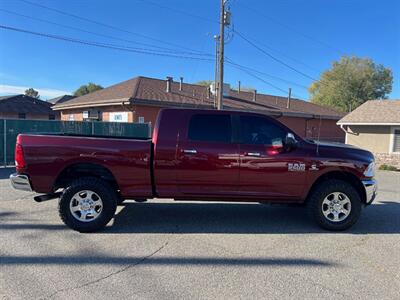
top-left (0, 24), bottom-right (215, 62)
top-left (239, 2), bottom-right (345, 55)
top-left (225, 58), bottom-right (308, 90)
top-left (234, 29), bottom-right (318, 82)
top-left (138, 0), bottom-right (219, 24)
top-left (227, 60), bottom-right (308, 100)
top-left (137, 0), bottom-right (323, 75)
top-left (239, 34), bottom-right (321, 74)
top-left (18, 0), bottom-right (206, 54)
top-left (0, 8), bottom-right (213, 57)
top-left (226, 61), bottom-right (289, 96)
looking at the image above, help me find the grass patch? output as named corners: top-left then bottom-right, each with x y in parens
top-left (378, 164), bottom-right (400, 171)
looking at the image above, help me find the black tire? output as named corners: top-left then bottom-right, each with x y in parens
top-left (117, 196), bottom-right (125, 205)
top-left (58, 177), bottom-right (117, 232)
top-left (307, 179), bottom-right (362, 231)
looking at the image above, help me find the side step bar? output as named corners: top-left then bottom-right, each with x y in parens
top-left (34, 192), bottom-right (62, 203)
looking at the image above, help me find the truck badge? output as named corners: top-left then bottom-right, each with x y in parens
top-left (288, 163), bottom-right (305, 172)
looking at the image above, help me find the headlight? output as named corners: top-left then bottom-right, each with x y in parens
top-left (364, 162), bottom-right (375, 177)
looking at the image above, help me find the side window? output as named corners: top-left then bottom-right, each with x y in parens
top-left (188, 114), bottom-right (232, 143)
top-left (240, 116), bottom-right (286, 145)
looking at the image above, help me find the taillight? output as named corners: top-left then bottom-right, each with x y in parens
top-left (15, 143), bottom-right (26, 169)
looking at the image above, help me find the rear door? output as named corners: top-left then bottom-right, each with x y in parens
top-left (176, 113), bottom-right (240, 197)
top-left (238, 115), bottom-right (307, 200)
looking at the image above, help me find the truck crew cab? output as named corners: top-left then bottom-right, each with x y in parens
top-left (10, 108), bottom-right (377, 232)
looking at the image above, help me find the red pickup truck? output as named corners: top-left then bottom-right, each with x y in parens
top-left (10, 108), bottom-right (377, 232)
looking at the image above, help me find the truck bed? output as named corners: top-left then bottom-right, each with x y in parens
top-left (16, 133), bottom-right (154, 197)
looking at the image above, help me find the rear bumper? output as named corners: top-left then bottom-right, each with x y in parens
top-left (362, 179), bottom-right (377, 205)
top-left (10, 173), bottom-right (32, 192)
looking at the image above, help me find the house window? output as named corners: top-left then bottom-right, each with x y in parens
top-left (393, 129), bottom-right (400, 153)
top-left (49, 114), bottom-right (55, 120)
top-left (138, 116), bottom-right (145, 123)
top-left (69, 115), bottom-right (75, 121)
top-left (109, 112), bottom-right (128, 122)
top-left (18, 113), bottom-right (26, 119)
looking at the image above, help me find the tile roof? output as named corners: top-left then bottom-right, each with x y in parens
top-left (53, 76), bottom-right (344, 119)
top-left (0, 94), bottom-right (55, 114)
top-left (338, 100), bottom-right (400, 124)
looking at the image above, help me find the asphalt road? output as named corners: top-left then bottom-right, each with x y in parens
top-left (0, 169), bottom-right (399, 299)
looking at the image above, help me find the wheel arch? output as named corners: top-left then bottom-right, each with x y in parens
top-left (54, 163), bottom-right (119, 191)
top-left (306, 171), bottom-right (366, 204)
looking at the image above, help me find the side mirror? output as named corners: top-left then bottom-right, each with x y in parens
top-left (285, 133), bottom-right (298, 151)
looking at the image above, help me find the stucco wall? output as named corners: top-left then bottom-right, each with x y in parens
top-left (278, 116), bottom-right (344, 142)
top-left (346, 125), bottom-right (391, 153)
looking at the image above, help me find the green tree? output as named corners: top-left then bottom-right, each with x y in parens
top-left (73, 83), bottom-right (103, 96)
top-left (309, 56), bottom-right (393, 112)
top-left (24, 88), bottom-right (40, 99)
top-left (195, 80), bottom-right (214, 87)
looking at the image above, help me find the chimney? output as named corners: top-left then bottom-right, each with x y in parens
top-left (179, 77), bottom-right (183, 91)
top-left (253, 89), bottom-right (257, 102)
top-left (166, 76), bottom-right (173, 92)
top-left (238, 81), bottom-right (241, 93)
top-left (287, 88), bottom-right (292, 109)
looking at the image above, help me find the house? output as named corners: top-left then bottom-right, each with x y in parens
top-left (52, 76), bottom-right (345, 142)
top-left (337, 100), bottom-right (400, 167)
top-left (0, 94), bottom-right (60, 120)
top-left (48, 95), bottom-right (76, 105)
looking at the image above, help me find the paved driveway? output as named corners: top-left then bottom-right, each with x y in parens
top-left (0, 169), bottom-right (399, 299)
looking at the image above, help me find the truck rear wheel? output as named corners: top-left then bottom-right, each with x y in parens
top-left (58, 177), bottom-right (117, 232)
top-left (307, 179), bottom-right (362, 231)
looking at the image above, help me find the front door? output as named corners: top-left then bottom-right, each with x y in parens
top-left (176, 113), bottom-right (240, 197)
top-left (238, 115), bottom-right (307, 200)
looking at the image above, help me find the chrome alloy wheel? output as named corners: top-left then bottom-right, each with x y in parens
top-left (69, 190), bottom-right (103, 222)
top-left (321, 192), bottom-right (352, 222)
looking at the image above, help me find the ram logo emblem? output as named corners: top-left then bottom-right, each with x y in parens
top-left (288, 163), bottom-right (305, 172)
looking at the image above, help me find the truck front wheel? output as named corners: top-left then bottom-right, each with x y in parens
top-left (58, 177), bottom-right (117, 232)
top-left (307, 179), bottom-right (362, 231)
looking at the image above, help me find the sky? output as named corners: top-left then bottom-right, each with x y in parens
top-left (0, 0), bottom-right (399, 100)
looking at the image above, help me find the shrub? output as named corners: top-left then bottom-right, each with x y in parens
top-left (378, 164), bottom-right (399, 171)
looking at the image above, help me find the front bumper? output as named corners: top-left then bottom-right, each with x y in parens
top-left (10, 173), bottom-right (32, 192)
top-left (362, 179), bottom-right (377, 204)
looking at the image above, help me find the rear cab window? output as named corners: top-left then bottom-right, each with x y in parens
top-left (188, 114), bottom-right (232, 143)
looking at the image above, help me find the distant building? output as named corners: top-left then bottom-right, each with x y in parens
top-left (338, 100), bottom-right (400, 167)
top-left (48, 95), bottom-right (76, 105)
top-left (53, 75), bottom-right (345, 142)
top-left (0, 94), bottom-right (59, 120)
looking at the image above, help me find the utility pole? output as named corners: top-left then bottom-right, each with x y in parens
top-left (286, 87), bottom-right (292, 109)
top-left (217, 0), bottom-right (226, 110)
top-left (213, 35), bottom-right (220, 108)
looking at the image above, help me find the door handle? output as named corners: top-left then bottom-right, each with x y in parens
top-left (246, 152), bottom-right (261, 157)
top-left (182, 149), bottom-right (197, 154)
